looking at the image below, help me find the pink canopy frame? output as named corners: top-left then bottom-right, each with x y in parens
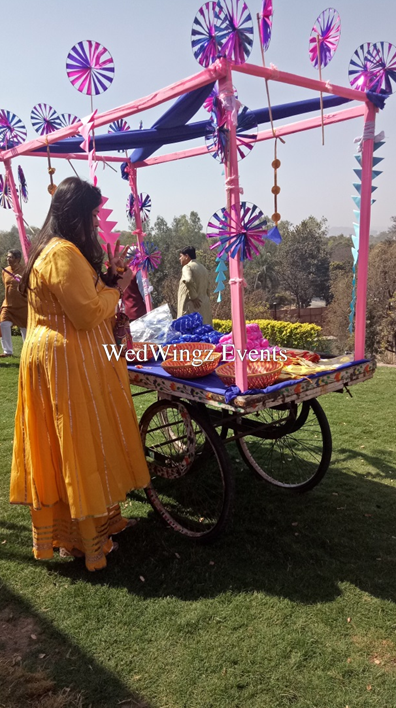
top-left (0, 57), bottom-right (377, 390)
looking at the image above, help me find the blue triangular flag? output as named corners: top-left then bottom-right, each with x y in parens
top-left (266, 225), bottom-right (282, 244)
top-left (353, 223), bottom-right (360, 238)
top-left (353, 183), bottom-right (362, 194)
top-left (352, 247), bottom-right (359, 262)
top-left (354, 169), bottom-right (362, 181)
top-left (373, 141), bottom-right (385, 152)
top-left (355, 154), bottom-right (362, 166)
top-left (371, 170), bottom-right (383, 180)
top-left (352, 196), bottom-right (361, 208)
top-left (372, 199), bottom-right (376, 204)
top-left (217, 292), bottom-right (222, 302)
top-left (353, 210), bottom-right (360, 223)
top-left (352, 235), bottom-right (359, 248)
top-left (372, 156), bottom-right (384, 167)
top-left (371, 185), bottom-right (378, 193)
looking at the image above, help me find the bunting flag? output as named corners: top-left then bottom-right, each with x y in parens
top-left (349, 136), bottom-right (385, 333)
top-left (98, 195), bottom-right (120, 251)
top-left (214, 252), bottom-right (228, 302)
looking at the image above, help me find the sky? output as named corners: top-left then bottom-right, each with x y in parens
top-left (1, 0), bottom-right (395, 237)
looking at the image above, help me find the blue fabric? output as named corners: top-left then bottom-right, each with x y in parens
top-left (366, 90), bottom-right (388, 110)
top-left (31, 94), bottom-right (352, 156)
top-left (127, 358), bottom-right (370, 402)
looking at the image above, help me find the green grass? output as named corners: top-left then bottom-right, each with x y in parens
top-left (1, 337), bottom-right (396, 707)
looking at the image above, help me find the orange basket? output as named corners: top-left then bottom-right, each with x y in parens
top-left (128, 342), bottom-right (159, 363)
top-left (215, 359), bottom-right (283, 389)
top-left (161, 351), bottom-right (222, 379)
top-left (164, 342), bottom-right (216, 359)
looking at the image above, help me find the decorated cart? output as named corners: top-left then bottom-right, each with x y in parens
top-left (1, 1), bottom-right (393, 540)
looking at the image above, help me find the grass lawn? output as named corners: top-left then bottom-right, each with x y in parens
top-left (1, 336), bottom-right (396, 707)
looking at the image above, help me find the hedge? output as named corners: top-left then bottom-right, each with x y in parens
top-left (213, 318), bottom-right (323, 350)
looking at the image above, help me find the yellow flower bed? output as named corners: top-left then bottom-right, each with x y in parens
top-left (213, 318), bottom-right (323, 350)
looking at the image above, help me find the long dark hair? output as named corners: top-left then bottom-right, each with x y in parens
top-left (20, 177), bottom-right (103, 294)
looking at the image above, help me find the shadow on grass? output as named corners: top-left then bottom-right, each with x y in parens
top-left (0, 584), bottom-right (154, 708)
top-left (4, 451), bottom-right (396, 607)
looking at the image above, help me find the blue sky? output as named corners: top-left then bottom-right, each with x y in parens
top-left (1, 0), bottom-right (395, 236)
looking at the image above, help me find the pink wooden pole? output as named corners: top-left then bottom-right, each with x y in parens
top-left (4, 160), bottom-right (30, 262)
top-left (126, 163), bottom-right (152, 312)
top-left (219, 66), bottom-right (248, 392)
top-left (354, 101), bottom-right (376, 359)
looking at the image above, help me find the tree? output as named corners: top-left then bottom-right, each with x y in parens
top-left (275, 217), bottom-right (330, 308)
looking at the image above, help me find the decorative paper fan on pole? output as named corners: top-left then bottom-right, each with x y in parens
top-left (191, 1), bottom-right (218, 67)
top-left (18, 166), bottom-right (28, 203)
top-left (0, 110), bottom-right (27, 149)
top-left (206, 104), bottom-right (257, 162)
top-left (108, 119), bottom-right (131, 133)
top-left (59, 113), bottom-right (80, 128)
top-left (214, 0), bottom-right (254, 65)
top-left (30, 104), bottom-right (62, 135)
top-left (0, 175), bottom-right (13, 209)
top-left (309, 7), bottom-right (341, 69)
top-left (363, 42), bottom-right (396, 94)
top-left (66, 40), bottom-right (115, 95)
top-left (207, 202), bottom-right (268, 260)
top-left (259, 0), bottom-right (273, 53)
top-left (131, 242), bottom-right (161, 273)
top-left (126, 193), bottom-right (152, 223)
top-left (309, 7), bottom-right (341, 145)
top-left (348, 42), bottom-right (372, 91)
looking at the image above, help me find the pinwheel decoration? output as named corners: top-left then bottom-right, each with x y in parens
top-left (214, 0), bottom-right (254, 65)
top-left (0, 175), bottom-right (13, 209)
top-left (108, 119), bottom-right (131, 133)
top-left (66, 40), bottom-right (115, 95)
top-left (0, 110), bottom-right (27, 149)
top-left (191, 1), bottom-right (218, 67)
top-left (259, 0), bottom-right (273, 53)
top-left (18, 166), bottom-right (28, 203)
top-left (206, 104), bottom-right (257, 162)
top-left (348, 42), bottom-right (372, 91)
top-left (30, 104), bottom-right (62, 135)
top-left (132, 242), bottom-right (162, 273)
top-left (309, 7), bottom-right (341, 69)
top-left (349, 41), bottom-right (396, 95)
top-left (126, 192), bottom-right (152, 223)
top-left (59, 113), bottom-right (80, 128)
top-left (207, 202), bottom-right (268, 261)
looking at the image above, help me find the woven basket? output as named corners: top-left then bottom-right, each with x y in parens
top-left (161, 351), bottom-right (222, 379)
top-left (164, 342), bottom-right (216, 359)
top-left (128, 342), bottom-right (158, 363)
top-left (215, 360), bottom-right (283, 389)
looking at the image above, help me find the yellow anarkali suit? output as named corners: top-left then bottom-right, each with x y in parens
top-left (10, 238), bottom-right (150, 570)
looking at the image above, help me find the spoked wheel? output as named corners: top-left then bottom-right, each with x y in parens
top-left (140, 400), bottom-right (234, 542)
top-left (235, 399), bottom-right (332, 493)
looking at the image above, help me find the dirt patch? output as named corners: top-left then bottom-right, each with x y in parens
top-left (352, 635), bottom-right (396, 672)
top-left (0, 606), bottom-right (83, 708)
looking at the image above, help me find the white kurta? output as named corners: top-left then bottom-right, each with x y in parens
top-left (177, 260), bottom-right (213, 325)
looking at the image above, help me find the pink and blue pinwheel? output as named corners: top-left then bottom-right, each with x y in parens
top-left (364, 42), bottom-right (396, 95)
top-left (0, 175), bottom-right (13, 209)
top-left (259, 0), bottom-right (273, 53)
top-left (66, 40), bottom-right (115, 96)
top-left (214, 0), bottom-right (254, 65)
top-left (309, 8), bottom-right (341, 69)
top-left (126, 193), bottom-right (152, 223)
top-left (30, 104), bottom-right (62, 135)
top-left (18, 166), bottom-right (28, 203)
top-left (206, 103), bottom-right (257, 162)
top-left (191, 2), bottom-right (219, 67)
top-left (108, 119), bottom-right (131, 134)
top-left (132, 242), bottom-right (162, 273)
top-left (0, 110), bottom-right (27, 149)
top-left (59, 113), bottom-right (80, 128)
top-left (348, 42), bottom-right (372, 91)
top-left (207, 202), bottom-right (267, 261)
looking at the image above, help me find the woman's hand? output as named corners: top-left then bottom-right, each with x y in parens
top-left (107, 240), bottom-right (132, 276)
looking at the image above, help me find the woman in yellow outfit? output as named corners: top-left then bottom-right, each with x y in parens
top-left (10, 177), bottom-right (150, 571)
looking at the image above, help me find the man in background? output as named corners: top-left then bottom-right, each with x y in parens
top-left (1, 250), bottom-right (28, 357)
top-left (177, 246), bottom-right (212, 325)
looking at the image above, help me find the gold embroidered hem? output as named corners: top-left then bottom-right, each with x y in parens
top-left (31, 502), bottom-right (130, 572)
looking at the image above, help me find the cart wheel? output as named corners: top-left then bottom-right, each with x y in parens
top-left (236, 399), bottom-right (332, 492)
top-left (140, 400), bottom-right (234, 542)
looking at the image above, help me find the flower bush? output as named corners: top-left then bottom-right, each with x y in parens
top-left (213, 318), bottom-right (324, 350)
